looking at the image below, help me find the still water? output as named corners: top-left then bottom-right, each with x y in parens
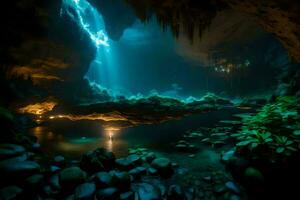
top-left (29, 109), bottom-right (243, 159)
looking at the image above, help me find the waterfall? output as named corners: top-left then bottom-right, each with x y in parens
top-left (61, 0), bottom-right (120, 93)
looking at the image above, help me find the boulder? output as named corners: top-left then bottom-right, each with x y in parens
top-left (0, 186), bottom-right (23, 200)
top-left (115, 158), bottom-right (132, 170)
top-left (59, 167), bottom-right (87, 189)
top-left (116, 154), bottom-right (142, 170)
top-left (145, 152), bottom-right (156, 163)
top-left (151, 158), bottom-right (171, 169)
top-left (110, 171), bottom-right (131, 191)
top-left (147, 167), bottom-right (158, 175)
top-left (134, 183), bottom-right (161, 200)
top-left (75, 183), bottom-right (96, 200)
top-left (96, 187), bottom-right (119, 200)
top-left (49, 174), bottom-right (61, 190)
top-left (0, 144), bottom-right (25, 160)
top-left (53, 155), bottom-right (65, 166)
top-left (225, 181), bottom-right (241, 194)
top-left (49, 165), bottom-right (61, 174)
top-left (120, 191), bottom-right (134, 200)
top-left (129, 167), bottom-right (146, 179)
top-left (0, 159), bottom-right (40, 179)
top-left (93, 172), bottom-right (113, 188)
top-left (151, 158), bottom-right (173, 177)
top-left (25, 174), bottom-right (44, 188)
top-left (127, 154), bottom-right (142, 166)
top-left (80, 148), bottom-right (115, 174)
top-left (167, 185), bottom-right (185, 200)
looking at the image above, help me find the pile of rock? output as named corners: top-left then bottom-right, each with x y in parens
top-left (175, 140), bottom-right (197, 152)
top-left (0, 144), bottom-right (196, 200)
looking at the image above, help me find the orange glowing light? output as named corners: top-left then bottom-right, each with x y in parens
top-left (104, 127), bottom-right (121, 131)
top-left (47, 113), bottom-right (128, 122)
top-left (19, 101), bottom-right (57, 115)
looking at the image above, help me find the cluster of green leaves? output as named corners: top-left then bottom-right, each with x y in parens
top-left (232, 96), bottom-right (300, 160)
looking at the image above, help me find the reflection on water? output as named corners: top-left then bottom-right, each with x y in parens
top-left (30, 122), bottom-right (129, 158)
top-left (29, 108), bottom-right (245, 159)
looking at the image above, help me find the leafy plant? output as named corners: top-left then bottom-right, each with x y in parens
top-left (236, 130), bottom-right (272, 150)
top-left (231, 96), bottom-right (300, 162)
top-left (274, 136), bottom-right (297, 155)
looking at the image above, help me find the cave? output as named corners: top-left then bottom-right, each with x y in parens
top-left (1, 0), bottom-right (300, 199)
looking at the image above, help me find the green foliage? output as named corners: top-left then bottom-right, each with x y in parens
top-left (232, 96), bottom-right (300, 162)
top-left (243, 96), bottom-right (299, 133)
top-left (236, 130), bottom-right (272, 150)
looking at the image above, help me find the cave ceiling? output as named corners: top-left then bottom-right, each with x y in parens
top-left (1, 0), bottom-right (300, 106)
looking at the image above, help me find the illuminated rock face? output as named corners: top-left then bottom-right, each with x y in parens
top-left (1, 0), bottom-right (97, 105)
top-left (19, 101), bottom-right (57, 115)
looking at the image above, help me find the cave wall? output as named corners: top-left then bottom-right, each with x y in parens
top-left (1, 0), bottom-right (99, 106)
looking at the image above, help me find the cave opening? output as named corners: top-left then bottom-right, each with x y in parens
top-left (1, 0), bottom-right (300, 199)
top-left (62, 0), bottom-right (289, 101)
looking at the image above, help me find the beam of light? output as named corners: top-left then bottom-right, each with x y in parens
top-left (62, 0), bottom-right (110, 48)
top-left (62, 0), bottom-right (122, 93)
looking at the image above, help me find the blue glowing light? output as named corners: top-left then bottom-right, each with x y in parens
top-left (62, 0), bottom-right (109, 48)
top-left (62, 0), bottom-right (122, 92)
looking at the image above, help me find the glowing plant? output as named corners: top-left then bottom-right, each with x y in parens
top-left (232, 96), bottom-right (300, 162)
top-left (236, 130), bottom-right (273, 150)
top-left (274, 136), bottom-right (297, 155)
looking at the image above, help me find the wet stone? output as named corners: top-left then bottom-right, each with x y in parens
top-left (80, 148), bottom-right (115, 173)
top-left (0, 144), bottom-right (25, 160)
top-left (120, 191), bottom-right (134, 200)
top-left (0, 186), bottom-right (23, 200)
top-left (167, 185), bottom-right (185, 200)
top-left (53, 155), bottom-right (65, 165)
top-left (213, 185), bottom-right (227, 194)
top-left (129, 167), bottom-right (146, 179)
top-left (49, 175), bottom-right (60, 190)
top-left (225, 181), bottom-right (241, 194)
top-left (147, 167), bottom-right (158, 175)
top-left (151, 158), bottom-right (171, 169)
top-left (151, 157), bottom-right (173, 177)
top-left (115, 158), bottom-right (132, 170)
top-left (134, 183), bottom-right (161, 200)
top-left (75, 183), bottom-right (96, 200)
top-left (49, 165), bottom-right (61, 174)
top-left (93, 172), bottom-right (113, 188)
top-left (127, 154), bottom-right (142, 165)
top-left (110, 171), bottom-right (131, 191)
top-left (96, 187), bottom-right (119, 200)
top-left (0, 160), bottom-right (40, 179)
top-left (59, 167), bottom-right (87, 189)
top-left (145, 152), bottom-right (156, 163)
top-left (25, 174), bottom-right (44, 188)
